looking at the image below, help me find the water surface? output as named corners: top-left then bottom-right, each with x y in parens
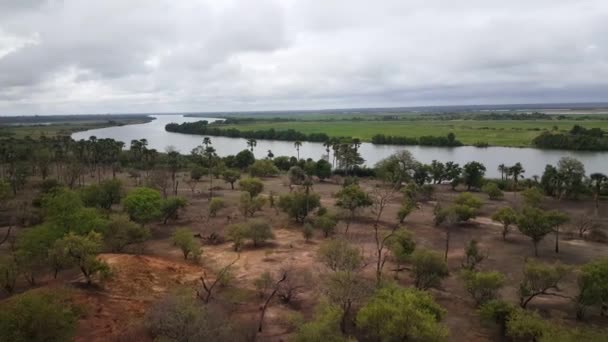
top-left (72, 115), bottom-right (608, 178)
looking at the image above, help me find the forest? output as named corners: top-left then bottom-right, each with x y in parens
top-left (0, 133), bottom-right (607, 341)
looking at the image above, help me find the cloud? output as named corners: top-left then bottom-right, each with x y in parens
top-left (0, 0), bottom-right (607, 115)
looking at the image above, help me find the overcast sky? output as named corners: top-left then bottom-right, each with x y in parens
top-left (0, 0), bottom-right (607, 115)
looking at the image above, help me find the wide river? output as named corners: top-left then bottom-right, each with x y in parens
top-left (72, 114), bottom-right (608, 178)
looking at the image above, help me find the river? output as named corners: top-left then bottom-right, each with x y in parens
top-left (72, 114), bottom-right (608, 178)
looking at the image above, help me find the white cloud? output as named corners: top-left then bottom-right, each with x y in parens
top-left (0, 0), bottom-right (607, 115)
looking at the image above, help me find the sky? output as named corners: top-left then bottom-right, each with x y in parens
top-left (0, 0), bottom-right (607, 115)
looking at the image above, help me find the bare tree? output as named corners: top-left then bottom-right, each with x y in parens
top-left (196, 254), bottom-right (240, 303)
top-left (573, 215), bottom-right (598, 239)
top-left (258, 271), bottom-right (287, 332)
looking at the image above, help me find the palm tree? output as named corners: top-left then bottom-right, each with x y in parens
top-left (323, 140), bottom-right (332, 161)
top-left (203, 137), bottom-right (212, 148)
top-left (246, 139), bottom-right (257, 152)
top-left (267, 150), bottom-right (274, 159)
top-left (352, 138), bottom-right (362, 152)
top-left (294, 141), bottom-right (302, 160)
top-left (509, 162), bottom-right (525, 187)
top-left (498, 164), bottom-right (506, 181)
top-left (590, 173), bottom-right (607, 216)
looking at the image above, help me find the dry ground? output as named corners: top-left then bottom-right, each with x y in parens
top-left (1, 171), bottom-right (607, 341)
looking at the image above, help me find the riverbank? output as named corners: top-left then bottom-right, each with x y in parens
top-left (0, 117), bottom-right (153, 139)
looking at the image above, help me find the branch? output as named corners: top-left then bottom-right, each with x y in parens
top-left (0, 226), bottom-right (11, 246)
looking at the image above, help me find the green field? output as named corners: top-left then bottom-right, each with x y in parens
top-left (0, 119), bottom-right (149, 139)
top-left (217, 119), bottom-right (608, 147)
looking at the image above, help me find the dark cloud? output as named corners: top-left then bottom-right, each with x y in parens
top-left (0, 0), bottom-right (607, 115)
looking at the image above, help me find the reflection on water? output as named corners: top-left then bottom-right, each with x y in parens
top-left (72, 115), bottom-right (608, 178)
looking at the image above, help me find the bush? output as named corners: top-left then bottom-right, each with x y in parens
top-left (208, 198), bottom-right (225, 217)
top-left (478, 300), bottom-right (516, 336)
top-left (160, 196), bottom-right (187, 224)
top-left (411, 249), bottom-right (449, 290)
top-left (521, 187), bottom-right (544, 207)
top-left (238, 177), bottom-right (264, 197)
top-left (461, 270), bottom-right (505, 305)
top-left (172, 228), bottom-right (201, 261)
top-left (227, 223), bottom-right (248, 251)
top-left (482, 182), bottom-right (504, 200)
top-left (239, 192), bottom-right (266, 217)
top-left (454, 192), bottom-right (483, 208)
top-left (247, 220), bottom-right (274, 247)
top-left (278, 191), bottom-right (321, 223)
top-left (302, 223), bottom-right (314, 242)
top-left (122, 187), bottom-right (162, 226)
top-left (0, 289), bottom-right (79, 342)
top-left (506, 309), bottom-right (547, 341)
top-left (314, 214), bottom-right (338, 237)
top-left (0, 255), bottom-right (18, 294)
top-left (249, 160), bottom-right (280, 177)
top-left (103, 215), bottom-right (150, 252)
top-left (317, 239), bottom-right (362, 272)
top-left (190, 166), bottom-right (206, 181)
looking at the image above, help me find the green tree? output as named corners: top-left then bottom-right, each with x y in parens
top-left (239, 177), bottom-right (264, 197)
top-left (235, 149), bottom-right (255, 169)
top-left (387, 228), bottom-right (416, 278)
top-left (557, 157), bottom-right (585, 199)
top-left (0, 289), bottom-right (79, 342)
top-left (122, 187), bottom-right (162, 226)
top-left (461, 270), bottom-right (505, 305)
top-left (314, 213), bottom-right (338, 238)
top-left (411, 249), bottom-right (449, 290)
top-left (0, 255), bottom-right (18, 294)
top-left (323, 272), bottom-right (371, 334)
top-left (478, 300), bottom-right (516, 337)
top-left (226, 223), bottom-right (248, 251)
top-left (518, 260), bottom-right (569, 308)
top-left (522, 187), bottom-right (544, 207)
top-left (315, 159), bottom-right (332, 181)
top-left (103, 215), bottom-right (150, 252)
top-left (247, 138), bottom-right (257, 152)
top-left (239, 192), bottom-right (266, 217)
top-left (506, 309), bottom-right (547, 342)
top-left (317, 239), bottom-right (363, 273)
top-left (246, 220), bottom-right (274, 247)
top-left (509, 162), bottom-right (525, 187)
top-left (517, 207), bottom-right (554, 257)
top-left (221, 169), bottom-right (241, 190)
top-left (294, 140), bottom-right (302, 159)
top-left (462, 161), bottom-right (486, 190)
top-left (294, 303), bottom-right (348, 342)
top-left (55, 232), bottom-right (110, 285)
top-left (492, 207), bottom-right (519, 240)
top-left (80, 179), bottom-right (123, 211)
top-left (15, 225), bottom-right (61, 285)
top-left (160, 196), bottom-right (187, 224)
top-left (461, 239), bottom-right (486, 271)
top-left (482, 182), bottom-right (503, 200)
top-left (397, 198), bottom-right (416, 224)
top-left (278, 191), bottom-right (321, 223)
top-left (172, 228), bottom-right (201, 261)
top-left (589, 172), bottom-right (607, 216)
top-left (357, 285), bottom-right (448, 342)
top-left (335, 184), bottom-right (372, 232)
top-left (546, 210), bottom-right (569, 253)
top-left (575, 258), bottom-right (608, 320)
top-left (249, 160), bottom-right (279, 177)
top-left (374, 150), bottom-right (418, 187)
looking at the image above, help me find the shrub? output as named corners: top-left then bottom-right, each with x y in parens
top-left (478, 300), bottom-right (516, 336)
top-left (122, 187), bottom-right (162, 226)
top-left (247, 220), bottom-right (274, 247)
top-left (238, 177), bottom-right (264, 197)
top-left (278, 191), bottom-right (321, 223)
top-left (461, 270), bottom-right (505, 305)
top-left (239, 192), bottom-right (266, 217)
top-left (314, 214), bottom-right (338, 237)
top-left (521, 187), bottom-right (544, 207)
top-left (160, 196), bottom-right (187, 224)
top-left (0, 289), bottom-right (79, 342)
top-left (454, 192), bottom-right (483, 208)
top-left (0, 256), bottom-right (18, 294)
top-left (172, 228), bottom-right (201, 261)
top-left (317, 239), bottom-right (362, 272)
top-left (411, 249), bottom-right (449, 290)
top-left (221, 169), bottom-right (240, 189)
top-left (103, 215), bottom-right (150, 252)
top-left (249, 160), bottom-right (280, 177)
top-left (482, 182), bottom-right (504, 200)
top-left (302, 223), bottom-right (314, 242)
top-left (208, 198), bottom-right (225, 217)
top-left (227, 224), bottom-right (248, 251)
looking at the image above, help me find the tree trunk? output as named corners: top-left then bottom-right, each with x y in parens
top-left (554, 228), bottom-right (560, 253)
top-left (444, 228), bottom-right (450, 262)
top-left (533, 240), bottom-right (539, 257)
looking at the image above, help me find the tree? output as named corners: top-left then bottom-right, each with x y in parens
top-left (462, 161), bottom-right (486, 190)
top-left (411, 249), bottom-right (449, 290)
top-left (461, 239), bottom-right (486, 271)
top-left (0, 289), bottom-right (78, 342)
top-left (521, 187), bottom-right (544, 207)
top-left (518, 260), bottom-right (569, 308)
top-left (517, 207), bottom-right (554, 257)
top-left (506, 308), bottom-right (547, 342)
top-left (315, 159), bottom-right (332, 181)
top-left (302, 223), bottom-right (314, 241)
top-left (122, 187), bottom-right (162, 226)
top-left (239, 177), bottom-right (264, 197)
top-left (103, 215), bottom-right (150, 252)
top-left (387, 229), bottom-right (416, 278)
top-left (80, 179), bottom-right (123, 211)
top-left (335, 184), bottom-right (372, 233)
top-left (294, 304), bottom-right (347, 342)
top-left (278, 191), bottom-right (321, 223)
top-left (227, 223), bottom-right (248, 251)
top-left (247, 220), bottom-right (274, 247)
top-left (492, 207), bottom-right (519, 240)
top-left (294, 140), bottom-right (302, 159)
top-left (55, 232), bottom-right (110, 285)
top-left (357, 285), bottom-right (448, 342)
top-left (498, 163), bottom-right (507, 181)
top-left (314, 213), bottom-right (338, 238)
top-left (221, 169), bottom-right (240, 190)
top-left (509, 162), bottom-right (525, 187)
top-left (246, 138), bottom-right (257, 152)
top-left (445, 162), bottom-right (462, 190)
top-left (482, 182), bottom-right (503, 200)
top-left (172, 228), bottom-right (201, 261)
top-left (0, 256), bottom-right (18, 294)
top-left (190, 165), bottom-right (206, 181)
top-left (249, 160), bottom-right (279, 177)
top-left (317, 239), bottom-right (363, 273)
top-left (145, 291), bottom-right (243, 342)
top-left (557, 157), bottom-right (585, 199)
top-left (14, 225), bottom-right (60, 285)
top-left (575, 258), bottom-right (608, 320)
top-left (478, 300), bottom-right (516, 337)
top-left (234, 149), bottom-right (255, 169)
top-left (160, 196), bottom-right (187, 224)
top-left (589, 172), bottom-right (607, 216)
top-left (461, 270), bottom-right (505, 305)
top-left (429, 160), bottom-right (446, 184)
top-left (397, 198), bottom-right (416, 223)
top-left (323, 272), bottom-right (371, 334)
top-left (374, 150), bottom-right (417, 187)
top-left (546, 210), bottom-right (569, 253)
top-left (287, 166), bottom-right (307, 190)
top-left (208, 198), bottom-right (225, 217)
top-left (239, 191), bottom-right (266, 217)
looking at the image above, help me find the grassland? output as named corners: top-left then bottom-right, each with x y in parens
top-left (215, 119), bottom-right (608, 147)
top-left (0, 118), bottom-right (150, 139)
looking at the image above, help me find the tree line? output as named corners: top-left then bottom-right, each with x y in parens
top-left (533, 125), bottom-right (608, 151)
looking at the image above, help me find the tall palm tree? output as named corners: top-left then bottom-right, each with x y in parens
top-left (323, 140), bottom-right (331, 161)
top-left (246, 139), bottom-right (257, 152)
top-left (498, 164), bottom-right (506, 181)
top-left (203, 137), bottom-right (212, 148)
top-left (267, 150), bottom-right (274, 159)
top-left (294, 140), bottom-right (302, 160)
top-left (590, 173), bottom-right (607, 216)
top-left (509, 162), bottom-right (525, 186)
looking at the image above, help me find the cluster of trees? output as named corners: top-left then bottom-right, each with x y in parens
top-left (166, 120), bottom-right (333, 142)
top-left (371, 132), bottom-right (463, 147)
top-left (533, 125), bottom-right (608, 151)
